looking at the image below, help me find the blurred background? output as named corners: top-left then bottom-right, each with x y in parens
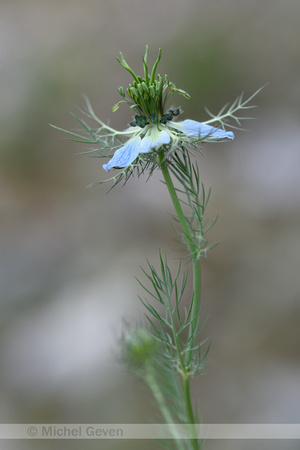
top-left (1, 0), bottom-right (300, 449)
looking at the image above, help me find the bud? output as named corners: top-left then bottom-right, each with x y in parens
top-left (155, 79), bottom-right (162, 96)
top-left (142, 82), bottom-right (149, 94)
top-left (122, 327), bottom-right (158, 369)
top-left (112, 102), bottom-right (120, 112)
top-left (137, 83), bottom-right (144, 98)
top-left (118, 86), bottom-right (125, 97)
top-left (158, 75), bottom-right (164, 93)
top-left (130, 87), bottom-right (139, 101)
top-left (173, 88), bottom-right (191, 99)
top-left (149, 85), bottom-right (156, 98)
top-left (111, 100), bottom-right (127, 112)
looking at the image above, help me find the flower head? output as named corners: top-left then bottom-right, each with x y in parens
top-left (100, 47), bottom-right (234, 173)
top-left (61, 47), bottom-right (243, 186)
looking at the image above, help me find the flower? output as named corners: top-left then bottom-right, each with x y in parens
top-left (67, 47), bottom-right (235, 175)
top-left (101, 47), bottom-right (234, 172)
top-left (102, 119), bottom-right (234, 171)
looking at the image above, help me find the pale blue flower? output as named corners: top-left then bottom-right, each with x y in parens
top-left (103, 119), bottom-right (234, 171)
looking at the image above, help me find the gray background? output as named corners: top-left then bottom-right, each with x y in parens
top-left (1, 0), bottom-right (300, 449)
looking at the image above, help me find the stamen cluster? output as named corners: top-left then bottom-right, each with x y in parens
top-left (112, 46), bottom-right (190, 127)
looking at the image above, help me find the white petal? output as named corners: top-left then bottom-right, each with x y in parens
top-left (169, 119), bottom-right (234, 141)
top-left (139, 127), bottom-right (171, 154)
top-left (103, 136), bottom-right (142, 171)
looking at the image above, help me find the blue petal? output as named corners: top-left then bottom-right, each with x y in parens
top-left (103, 137), bottom-right (142, 171)
top-left (170, 119), bottom-right (234, 141)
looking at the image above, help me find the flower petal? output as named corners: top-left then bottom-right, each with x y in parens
top-left (103, 136), bottom-right (142, 171)
top-left (169, 119), bottom-right (234, 141)
top-left (139, 127), bottom-right (171, 154)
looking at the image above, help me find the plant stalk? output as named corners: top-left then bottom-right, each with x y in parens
top-left (145, 367), bottom-right (186, 450)
top-left (160, 155), bottom-right (201, 450)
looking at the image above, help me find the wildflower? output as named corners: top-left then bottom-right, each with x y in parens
top-left (101, 47), bottom-right (234, 171)
top-left (102, 119), bottom-right (233, 171)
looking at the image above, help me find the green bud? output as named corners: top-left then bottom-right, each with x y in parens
top-left (118, 86), bottom-right (125, 97)
top-left (137, 83), bottom-right (144, 97)
top-left (149, 85), bottom-right (156, 98)
top-left (111, 102), bottom-right (120, 112)
top-left (142, 82), bottom-right (149, 94)
top-left (155, 79), bottom-right (162, 95)
top-left (111, 100), bottom-right (128, 112)
top-left (130, 87), bottom-right (139, 99)
top-left (173, 88), bottom-right (191, 99)
top-left (123, 328), bottom-right (158, 368)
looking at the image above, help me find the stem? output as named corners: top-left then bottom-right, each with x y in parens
top-left (145, 367), bottom-right (186, 450)
top-left (160, 155), bottom-right (201, 450)
top-left (183, 374), bottom-right (200, 450)
top-left (160, 156), bottom-right (202, 366)
top-left (160, 158), bottom-right (193, 252)
top-left (185, 258), bottom-right (201, 368)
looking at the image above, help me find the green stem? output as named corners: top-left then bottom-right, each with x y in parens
top-left (185, 258), bottom-right (201, 368)
top-left (145, 367), bottom-right (186, 450)
top-left (160, 155), bottom-right (201, 450)
top-left (160, 156), bottom-right (202, 366)
top-left (160, 158), bottom-right (193, 251)
top-left (183, 373), bottom-right (200, 450)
